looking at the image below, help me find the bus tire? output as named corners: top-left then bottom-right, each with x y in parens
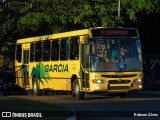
top-left (73, 79), bottom-right (85, 100)
top-left (72, 81), bottom-right (76, 98)
top-left (32, 77), bottom-right (41, 96)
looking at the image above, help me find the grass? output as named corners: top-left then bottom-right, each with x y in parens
top-left (0, 96), bottom-right (73, 120)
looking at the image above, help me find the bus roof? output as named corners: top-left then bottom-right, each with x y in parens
top-left (16, 27), bottom-right (138, 44)
top-left (16, 28), bottom-right (92, 44)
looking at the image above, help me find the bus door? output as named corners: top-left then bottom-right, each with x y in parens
top-left (80, 44), bottom-right (90, 89)
top-left (22, 44), bottom-right (30, 88)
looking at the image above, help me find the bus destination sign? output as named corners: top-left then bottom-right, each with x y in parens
top-left (91, 28), bottom-right (138, 38)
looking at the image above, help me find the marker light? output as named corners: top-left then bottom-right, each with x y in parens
top-left (133, 79), bottom-right (142, 83)
top-left (92, 80), bottom-right (106, 84)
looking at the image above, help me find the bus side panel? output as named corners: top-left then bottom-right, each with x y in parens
top-left (46, 60), bottom-right (80, 91)
top-left (29, 62), bottom-right (50, 89)
top-left (57, 60), bottom-right (80, 91)
top-left (29, 60), bottom-right (80, 91)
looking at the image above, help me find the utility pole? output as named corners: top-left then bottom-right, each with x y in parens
top-left (118, 0), bottom-right (120, 17)
top-left (118, 0), bottom-right (120, 27)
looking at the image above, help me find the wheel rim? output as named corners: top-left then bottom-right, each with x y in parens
top-left (33, 80), bottom-right (37, 94)
top-left (74, 84), bottom-right (79, 96)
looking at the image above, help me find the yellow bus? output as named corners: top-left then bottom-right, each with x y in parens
top-left (15, 27), bottom-right (143, 100)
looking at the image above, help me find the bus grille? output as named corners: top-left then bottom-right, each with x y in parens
top-left (108, 80), bottom-right (131, 84)
top-left (108, 86), bottom-right (130, 90)
top-left (101, 74), bottom-right (136, 78)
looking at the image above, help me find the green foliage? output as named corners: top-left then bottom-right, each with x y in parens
top-left (17, 12), bottom-right (52, 36)
top-left (121, 0), bottom-right (156, 21)
top-left (1, 0), bottom-right (158, 36)
top-left (0, 0), bottom-right (160, 67)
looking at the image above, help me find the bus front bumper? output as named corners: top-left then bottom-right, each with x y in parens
top-left (89, 82), bottom-right (142, 93)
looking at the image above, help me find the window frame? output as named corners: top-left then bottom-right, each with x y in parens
top-left (60, 38), bottom-right (69, 60)
top-left (42, 40), bottom-right (51, 62)
top-left (70, 36), bottom-right (80, 60)
top-left (51, 39), bottom-right (60, 61)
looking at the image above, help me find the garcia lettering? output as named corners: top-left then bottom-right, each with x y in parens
top-left (45, 64), bottom-right (68, 72)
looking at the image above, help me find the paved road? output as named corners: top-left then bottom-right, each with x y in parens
top-left (10, 93), bottom-right (160, 120)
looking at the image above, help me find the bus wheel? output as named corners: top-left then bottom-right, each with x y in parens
top-left (32, 77), bottom-right (41, 96)
top-left (73, 79), bottom-right (85, 100)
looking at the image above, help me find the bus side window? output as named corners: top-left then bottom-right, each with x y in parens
top-left (70, 37), bottom-right (79, 60)
top-left (30, 43), bottom-right (35, 62)
top-left (51, 40), bottom-right (59, 61)
top-left (60, 38), bottom-right (69, 60)
top-left (16, 44), bottom-right (22, 63)
top-left (43, 40), bottom-right (51, 61)
top-left (35, 42), bottom-right (42, 62)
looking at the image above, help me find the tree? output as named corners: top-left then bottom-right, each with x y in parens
top-left (13, 0), bottom-right (160, 35)
top-left (0, 0), bottom-right (160, 67)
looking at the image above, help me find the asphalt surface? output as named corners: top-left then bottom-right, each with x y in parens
top-left (8, 93), bottom-right (160, 120)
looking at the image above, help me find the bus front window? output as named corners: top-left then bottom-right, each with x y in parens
top-left (90, 38), bottom-right (142, 72)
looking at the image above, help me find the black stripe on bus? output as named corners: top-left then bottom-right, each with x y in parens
top-left (16, 77), bottom-right (81, 79)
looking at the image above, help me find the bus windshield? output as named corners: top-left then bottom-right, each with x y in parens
top-left (90, 38), bottom-right (142, 72)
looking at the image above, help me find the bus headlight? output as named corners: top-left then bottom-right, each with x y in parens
top-left (133, 79), bottom-right (142, 83)
top-left (92, 80), bottom-right (106, 84)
